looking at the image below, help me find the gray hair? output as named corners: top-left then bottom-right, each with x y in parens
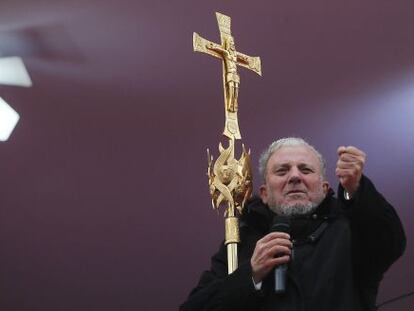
top-left (258, 137), bottom-right (326, 182)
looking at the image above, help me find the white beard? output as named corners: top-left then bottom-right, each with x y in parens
top-left (269, 201), bottom-right (319, 216)
top-left (267, 184), bottom-right (326, 216)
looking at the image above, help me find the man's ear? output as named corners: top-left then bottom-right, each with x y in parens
top-left (322, 181), bottom-right (330, 194)
top-left (259, 184), bottom-right (268, 204)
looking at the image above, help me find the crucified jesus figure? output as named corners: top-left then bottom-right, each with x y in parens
top-left (207, 36), bottom-right (248, 113)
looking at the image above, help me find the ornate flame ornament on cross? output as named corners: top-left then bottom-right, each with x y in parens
top-left (193, 12), bottom-right (262, 274)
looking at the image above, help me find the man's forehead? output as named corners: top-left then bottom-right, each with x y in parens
top-left (268, 145), bottom-right (320, 166)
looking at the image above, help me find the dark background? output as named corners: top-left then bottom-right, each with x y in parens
top-left (0, 0), bottom-right (413, 310)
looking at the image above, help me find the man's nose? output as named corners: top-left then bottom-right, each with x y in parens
top-left (288, 167), bottom-right (302, 184)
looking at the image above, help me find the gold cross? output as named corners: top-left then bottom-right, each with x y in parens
top-left (193, 12), bottom-right (262, 140)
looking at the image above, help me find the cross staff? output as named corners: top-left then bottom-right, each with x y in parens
top-left (193, 12), bottom-right (262, 140)
top-left (193, 12), bottom-right (261, 274)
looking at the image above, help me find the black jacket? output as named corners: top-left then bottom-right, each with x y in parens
top-left (180, 176), bottom-right (406, 311)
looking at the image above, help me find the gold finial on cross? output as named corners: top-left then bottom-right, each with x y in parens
top-left (193, 12), bottom-right (262, 140)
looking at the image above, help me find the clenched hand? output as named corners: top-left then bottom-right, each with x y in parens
top-left (251, 232), bottom-right (292, 283)
top-left (336, 146), bottom-right (366, 197)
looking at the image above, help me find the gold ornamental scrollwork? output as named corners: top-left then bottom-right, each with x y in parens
top-left (193, 12), bottom-right (262, 274)
top-left (207, 141), bottom-right (252, 217)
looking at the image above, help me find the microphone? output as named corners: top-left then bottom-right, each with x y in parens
top-left (271, 215), bottom-right (291, 294)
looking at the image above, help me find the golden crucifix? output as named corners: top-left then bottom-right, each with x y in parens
top-left (193, 12), bottom-right (262, 140)
top-left (193, 12), bottom-right (262, 274)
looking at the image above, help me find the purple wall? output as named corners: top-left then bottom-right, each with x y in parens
top-left (0, 1), bottom-right (413, 310)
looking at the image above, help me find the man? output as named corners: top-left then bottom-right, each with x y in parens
top-left (180, 137), bottom-right (406, 311)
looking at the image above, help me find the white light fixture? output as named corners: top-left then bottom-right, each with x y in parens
top-left (0, 56), bottom-right (32, 87)
top-left (0, 97), bottom-right (20, 141)
top-left (0, 55), bottom-right (32, 141)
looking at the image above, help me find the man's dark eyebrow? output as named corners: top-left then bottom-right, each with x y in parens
top-left (272, 163), bottom-right (290, 169)
top-left (272, 163), bottom-right (316, 170)
top-left (298, 163), bottom-right (316, 170)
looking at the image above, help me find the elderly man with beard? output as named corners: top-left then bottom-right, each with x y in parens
top-left (180, 137), bottom-right (405, 311)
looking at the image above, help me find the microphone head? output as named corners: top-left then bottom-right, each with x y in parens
top-left (271, 215), bottom-right (291, 234)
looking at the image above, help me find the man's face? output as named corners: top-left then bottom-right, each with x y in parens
top-left (260, 145), bottom-right (329, 214)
